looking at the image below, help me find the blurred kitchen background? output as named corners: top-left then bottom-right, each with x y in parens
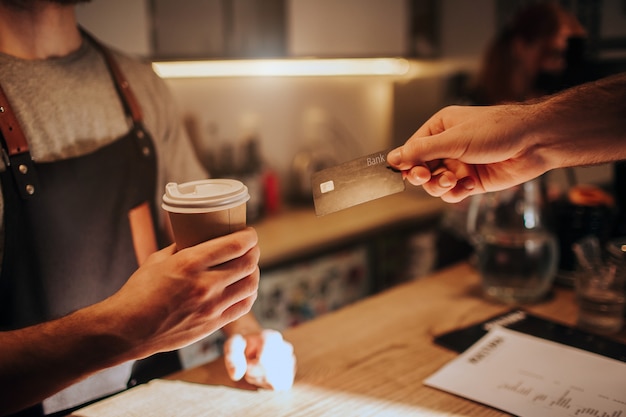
top-left (77, 0), bottom-right (626, 201)
top-left (77, 0), bottom-right (626, 366)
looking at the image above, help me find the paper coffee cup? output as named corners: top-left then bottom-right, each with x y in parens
top-left (162, 179), bottom-right (250, 249)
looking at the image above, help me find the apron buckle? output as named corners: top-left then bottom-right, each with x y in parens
top-left (7, 151), bottom-right (40, 199)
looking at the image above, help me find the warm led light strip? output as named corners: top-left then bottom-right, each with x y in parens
top-left (152, 57), bottom-right (411, 78)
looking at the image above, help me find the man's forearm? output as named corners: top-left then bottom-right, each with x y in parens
top-left (534, 72), bottom-right (626, 170)
top-left (0, 303), bottom-right (129, 416)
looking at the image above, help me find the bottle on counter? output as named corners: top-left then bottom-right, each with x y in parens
top-left (237, 136), bottom-right (281, 222)
top-left (239, 137), bottom-right (264, 222)
top-left (467, 177), bottom-right (559, 304)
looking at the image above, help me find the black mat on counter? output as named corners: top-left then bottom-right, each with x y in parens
top-left (434, 309), bottom-right (626, 363)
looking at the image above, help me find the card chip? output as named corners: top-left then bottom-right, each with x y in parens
top-left (320, 180), bottom-right (335, 194)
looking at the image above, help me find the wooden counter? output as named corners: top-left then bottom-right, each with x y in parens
top-left (167, 262), bottom-right (626, 416)
top-left (253, 187), bottom-right (445, 269)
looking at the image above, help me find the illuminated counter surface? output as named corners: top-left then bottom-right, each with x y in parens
top-left (253, 187), bottom-right (445, 270)
top-left (163, 262), bottom-right (625, 416)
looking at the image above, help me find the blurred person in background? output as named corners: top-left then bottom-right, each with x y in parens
top-left (469, 1), bottom-right (588, 105)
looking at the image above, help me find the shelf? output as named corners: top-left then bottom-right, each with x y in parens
top-left (254, 188), bottom-right (445, 269)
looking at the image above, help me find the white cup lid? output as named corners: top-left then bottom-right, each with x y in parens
top-left (162, 179), bottom-right (250, 213)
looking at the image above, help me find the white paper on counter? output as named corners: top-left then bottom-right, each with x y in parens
top-left (424, 326), bottom-right (626, 417)
top-left (71, 379), bottom-right (433, 417)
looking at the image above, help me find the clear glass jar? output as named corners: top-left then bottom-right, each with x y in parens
top-left (467, 178), bottom-right (559, 304)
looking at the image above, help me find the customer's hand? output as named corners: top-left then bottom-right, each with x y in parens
top-left (389, 74), bottom-right (626, 203)
top-left (387, 104), bottom-right (549, 203)
top-left (101, 227), bottom-right (260, 361)
top-left (224, 329), bottom-right (296, 391)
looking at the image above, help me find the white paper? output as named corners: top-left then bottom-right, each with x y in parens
top-left (72, 379), bottom-right (434, 417)
top-left (72, 380), bottom-right (293, 417)
top-left (425, 326), bottom-right (626, 417)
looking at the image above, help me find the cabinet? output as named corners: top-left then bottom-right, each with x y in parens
top-left (151, 0), bottom-right (286, 59)
top-left (254, 223), bottom-right (439, 332)
top-left (149, 0), bottom-right (440, 59)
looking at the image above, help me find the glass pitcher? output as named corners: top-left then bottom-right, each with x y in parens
top-left (467, 178), bottom-right (559, 304)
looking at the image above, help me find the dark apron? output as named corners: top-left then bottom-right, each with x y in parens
top-left (0, 33), bottom-right (175, 416)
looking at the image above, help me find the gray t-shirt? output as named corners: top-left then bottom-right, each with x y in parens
top-left (0, 35), bottom-right (207, 269)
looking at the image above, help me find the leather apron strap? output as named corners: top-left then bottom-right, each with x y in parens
top-left (80, 29), bottom-right (143, 124)
top-left (80, 28), bottom-right (154, 165)
top-left (0, 85), bottom-right (40, 199)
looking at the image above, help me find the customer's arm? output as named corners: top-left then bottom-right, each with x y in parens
top-left (388, 72), bottom-right (626, 202)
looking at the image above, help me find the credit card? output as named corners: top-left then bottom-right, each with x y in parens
top-left (311, 149), bottom-right (405, 216)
